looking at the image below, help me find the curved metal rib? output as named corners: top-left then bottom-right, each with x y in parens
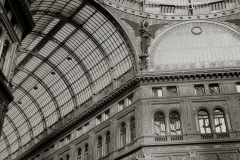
top-left (13, 85), bottom-right (47, 129)
top-left (13, 68), bottom-right (62, 120)
top-left (11, 102), bottom-right (34, 139)
top-left (1, 132), bottom-right (11, 156)
top-left (5, 116), bottom-right (22, 148)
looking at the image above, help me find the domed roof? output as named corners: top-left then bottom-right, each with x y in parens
top-left (0, 0), bottom-right (136, 159)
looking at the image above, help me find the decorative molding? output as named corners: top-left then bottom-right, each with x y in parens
top-left (192, 101), bottom-right (227, 112)
top-left (152, 103), bottom-right (181, 113)
top-left (191, 26), bottom-right (202, 35)
top-left (144, 102), bottom-right (150, 134)
top-left (101, 0), bottom-right (240, 21)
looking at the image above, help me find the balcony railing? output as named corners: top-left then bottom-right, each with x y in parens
top-left (109, 0), bottom-right (240, 16)
top-left (155, 136), bottom-right (167, 142)
top-left (216, 132), bottom-right (230, 139)
top-left (200, 133), bottom-right (214, 139)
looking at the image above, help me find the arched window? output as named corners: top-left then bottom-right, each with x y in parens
top-left (66, 154), bottom-right (69, 160)
top-left (120, 122), bottom-right (126, 147)
top-left (0, 40), bottom-right (9, 70)
top-left (106, 132), bottom-right (110, 155)
top-left (97, 136), bottom-right (102, 159)
top-left (198, 110), bottom-right (211, 134)
top-left (77, 148), bottom-right (81, 160)
top-left (213, 109), bottom-right (227, 133)
top-left (154, 112), bottom-right (166, 136)
top-left (169, 111), bottom-right (182, 135)
top-left (130, 117), bottom-right (136, 142)
top-left (84, 144), bottom-right (88, 160)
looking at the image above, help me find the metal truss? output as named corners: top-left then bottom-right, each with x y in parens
top-left (13, 85), bottom-right (47, 129)
top-left (30, 10), bottom-right (113, 79)
top-left (13, 68), bottom-right (62, 120)
top-left (5, 116), bottom-right (22, 149)
top-left (1, 132), bottom-right (11, 156)
top-left (12, 102), bottom-right (34, 138)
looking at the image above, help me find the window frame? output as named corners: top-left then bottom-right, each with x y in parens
top-left (213, 109), bottom-right (227, 133)
top-left (169, 111), bottom-right (182, 135)
top-left (120, 122), bottom-right (127, 147)
top-left (154, 111), bottom-right (166, 136)
top-left (198, 110), bottom-right (212, 134)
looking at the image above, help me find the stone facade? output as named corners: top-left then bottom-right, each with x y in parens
top-left (9, 0), bottom-right (240, 160)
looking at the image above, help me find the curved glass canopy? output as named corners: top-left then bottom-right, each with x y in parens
top-left (0, 0), bottom-right (134, 159)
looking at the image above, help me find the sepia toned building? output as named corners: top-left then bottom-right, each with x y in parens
top-left (1, 0), bottom-right (240, 160)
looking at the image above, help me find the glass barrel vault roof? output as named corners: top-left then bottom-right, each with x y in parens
top-left (0, 0), bottom-right (134, 159)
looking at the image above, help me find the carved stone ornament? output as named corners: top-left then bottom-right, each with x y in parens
top-left (191, 26), bottom-right (202, 35)
top-left (189, 152), bottom-right (197, 159)
top-left (139, 56), bottom-right (149, 71)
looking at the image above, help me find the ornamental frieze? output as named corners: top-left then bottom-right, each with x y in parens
top-left (192, 101), bottom-right (227, 111)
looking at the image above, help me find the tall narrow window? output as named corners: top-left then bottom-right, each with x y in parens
top-left (59, 139), bottom-right (64, 148)
top-left (77, 127), bottom-right (82, 137)
top-left (152, 88), bottom-right (163, 97)
top-left (213, 109), bottom-right (227, 133)
top-left (169, 111), bottom-right (182, 135)
top-left (154, 112), bottom-right (166, 136)
top-left (83, 123), bottom-right (89, 133)
top-left (66, 135), bottom-right (71, 144)
top-left (120, 122), bottom-right (126, 147)
top-left (0, 40), bottom-right (9, 70)
top-left (97, 136), bottom-right (102, 159)
top-left (118, 100), bottom-right (124, 111)
top-left (96, 114), bottom-right (102, 125)
top-left (77, 148), bottom-right (81, 160)
top-left (130, 117), bottom-right (136, 142)
top-left (106, 132), bottom-right (110, 155)
top-left (198, 110), bottom-right (211, 134)
top-left (104, 109), bottom-right (110, 121)
top-left (84, 144), bottom-right (88, 160)
top-left (66, 154), bottom-right (70, 160)
top-left (126, 94), bottom-right (133, 106)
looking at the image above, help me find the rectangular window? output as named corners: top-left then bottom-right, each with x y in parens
top-left (209, 84), bottom-right (220, 94)
top-left (96, 114), bottom-right (102, 125)
top-left (66, 135), bottom-right (71, 144)
top-left (83, 123), bottom-right (89, 133)
top-left (77, 127), bottom-right (82, 137)
top-left (153, 87), bottom-right (163, 97)
top-left (59, 139), bottom-right (64, 148)
top-left (236, 83), bottom-right (240, 92)
top-left (194, 84), bottom-right (205, 95)
top-left (50, 145), bottom-right (54, 154)
top-left (166, 86), bottom-right (178, 96)
top-left (104, 109), bottom-right (110, 121)
top-left (118, 100), bottom-right (124, 111)
top-left (126, 94), bottom-right (133, 106)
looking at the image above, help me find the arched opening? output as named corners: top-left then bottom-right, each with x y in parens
top-left (154, 111), bottom-right (166, 136)
top-left (84, 144), bottom-right (88, 160)
top-left (77, 148), bottom-right (81, 160)
top-left (213, 109), bottom-right (227, 133)
top-left (198, 110), bottom-right (211, 134)
top-left (106, 131), bottom-right (110, 155)
top-left (97, 136), bottom-right (102, 159)
top-left (120, 122), bottom-right (126, 147)
top-left (130, 117), bottom-right (136, 142)
top-left (169, 111), bottom-right (182, 135)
